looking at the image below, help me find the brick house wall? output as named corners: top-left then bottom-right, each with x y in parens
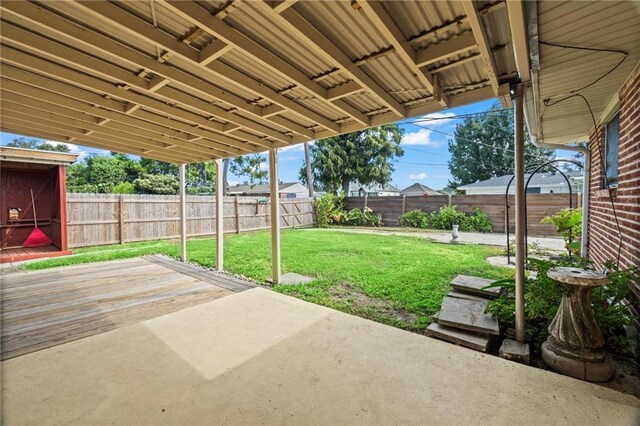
top-left (587, 65), bottom-right (639, 326)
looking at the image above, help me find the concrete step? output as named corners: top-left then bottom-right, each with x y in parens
top-left (450, 275), bottom-right (502, 298)
top-left (427, 323), bottom-right (491, 352)
top-left (437, 296), bottom-right (500, 335)
top-left (432, 310), bottom-right (440, 322)
top-left (447, 289), bottom-right (488, 302)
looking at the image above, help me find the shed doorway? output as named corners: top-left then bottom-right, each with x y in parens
top-left (0, 147), bottom-right (77, 263)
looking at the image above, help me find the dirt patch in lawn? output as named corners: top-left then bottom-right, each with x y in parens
top-left (329, 283), bottom-right (418, 326)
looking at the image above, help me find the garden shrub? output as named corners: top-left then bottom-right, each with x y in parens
top-left (344, 208), bottom-right (382, 227)
top-left (461, 208), bottom-right (493, 233)
top-left (428, 205), bottom-right (467, 230)
top-left (398, 209), bottom-right (429, 228)
top-left (314, 193), bottom-right (345, 227)
top-left (541, 207), bottom-right (582, 256)
top-left (485, 257), bottom-right (638, 355)
top-left (314, 194), bottom-right (381, 227)
top-left (399, 205), bottom-right (493, 232)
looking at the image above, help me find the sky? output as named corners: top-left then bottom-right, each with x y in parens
top-left (1, 98), bottom-right (577, 190)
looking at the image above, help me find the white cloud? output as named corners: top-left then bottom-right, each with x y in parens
top-left (401, 128), bottom-right (439, 146)
top-left (280, 155), bottom-right (300, 161)
top-left (408, 172), bottom-right (429, 180)
top-left (417, 111), bottom-right (457, 127)
top-left (280, 141), bottom-right (313, 152)
top-left (259, 161), bottom-right (268, 171)
top-left (45, 141), bottom-right (90, 161)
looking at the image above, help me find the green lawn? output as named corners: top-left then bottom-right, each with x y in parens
top-left (22, 229), bottom-right (512, 332)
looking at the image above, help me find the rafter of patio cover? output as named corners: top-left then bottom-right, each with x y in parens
top-left (11, 0), bottom-right (637, 343)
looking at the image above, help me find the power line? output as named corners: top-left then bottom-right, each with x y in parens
top-left (404, 108), bottom-right (513, 124)
top-left (401, 146), bottom-right (448, 157)
top-left (411, 122), bottom-right (517, 154)
top-left (396, 161), bottom-right (448, 166)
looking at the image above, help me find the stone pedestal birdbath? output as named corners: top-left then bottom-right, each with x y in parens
top-left (541, 267), bottom-right (613, 382)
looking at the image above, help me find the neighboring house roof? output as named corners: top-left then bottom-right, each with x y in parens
top-left (458, 172), bottom-right (583, 190)
top-left (348, 182), bottom-right (400, 193)
top-left (400, 183), bottom-right (441, 196)
top-left (227, 182), bottom-right (306, 194)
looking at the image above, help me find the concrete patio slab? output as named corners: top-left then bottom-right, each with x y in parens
top-left (2, 288), bottom-right (638, 425)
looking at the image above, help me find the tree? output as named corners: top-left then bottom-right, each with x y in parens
top-left (67, 153), bottom-right (142, 193)
top-left (229, 153), bottom-right (268, 185)
top-left (300, 124), bottom-right (404, 194)
top-left (133, 174), bottom-right (180, 195)
top-left (7, 137), bottom-right (71, 152)
top-left (447, 103), bottom-right (555, 188)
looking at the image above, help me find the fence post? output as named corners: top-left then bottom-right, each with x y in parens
top-left (402, 195), bottom-right (407, 214)
top-left (364, 193), bottom-right (368, 210)
top-left (235, 196), bottom-right (241, 233)
top-left (118, 194), bottom-right (125, 244)
top-left (448, 194), bottom-right (452, 206)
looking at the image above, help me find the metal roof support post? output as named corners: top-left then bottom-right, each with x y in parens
top-left (215, 159), bottom-right (224, 271)
top-left (179, 163), bottom-right (187, 262)
top-left (513, 84), bottom-right (526, 343)
top-left (269, 148), bottom-right (281, 284)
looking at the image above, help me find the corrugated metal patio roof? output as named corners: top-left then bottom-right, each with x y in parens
top-left (0, 1), bottom-right (637, 163)
top-left (0, 0), bottom-right (518, 164)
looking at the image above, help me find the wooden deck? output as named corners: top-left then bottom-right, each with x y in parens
top-left (1, 245), bottom-right (71, 264)
top-left (0, 255), bottom-right (255, 360)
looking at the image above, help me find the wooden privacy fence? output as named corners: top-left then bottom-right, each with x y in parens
top-left (345, 193), bottom-right (580, 236)
top-left (67, 193), bottom-right (315, 248)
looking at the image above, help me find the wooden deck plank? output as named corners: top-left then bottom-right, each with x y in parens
top-left (1, 264), bottom-right (172, 302)
top-left (1, 290), bottom-right (225, 360)
top-left (0, 257), bottom-right (256, 360)
top-left (0, 259), bottom-right (151, 288)
top-left (2, 274), bottom-right (208, 321)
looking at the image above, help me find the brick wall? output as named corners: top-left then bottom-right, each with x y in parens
top-left (587, 65), bottom-right (639, 329)
top-left (587, 66), bottom-right (640, 269)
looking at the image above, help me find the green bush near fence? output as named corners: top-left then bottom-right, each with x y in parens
top-left (314, 194), bottom-right (382, 227)
top-left (398, 205), bottom-right (493, 233)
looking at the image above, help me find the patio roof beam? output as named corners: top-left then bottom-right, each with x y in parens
top-left (461, 1), bottom-right (501, 96)
top-left (0, 70), bottom-right (248, 156)
top-left (0, 119), bottom-right (195, 164)
top-left (1, 95), bottom-right (232, 159)
top-left (0, 82), bottom-right (239, 156)
top-left (69, 0), bottom-right (337, 136)
top-left (0, 106), bottom-right (215, 162)
top-left (358, 1), bottom-right (448, 107)
top-left (159, 0), bottom-right (369, 127)
top-left (293, 84), bottom-right (494, 144)
top-left (415, 32), bottom-right (477, 68)
top-left (0, 9), bottom-right (294, 147)
top-left (506, 0), bottom-right (530, 83)
top-left (274, 7), bottom-right (407, 117)
top-left (327, 81), bottom-right (364, 101)
top-left (0, 46), bottom-right (266, 156)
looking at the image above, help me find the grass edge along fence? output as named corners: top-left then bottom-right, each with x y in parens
top-left (67, 193), bottom-right (314, 248)
top-left (345, 193), bottom-right (580, 236)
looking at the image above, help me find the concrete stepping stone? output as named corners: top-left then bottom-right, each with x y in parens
top-left (447, 289), bottom-right (487, 302)
top-left (427, 323), bottom-right (490, 352)
top-left (437, 296), bottom-right (500, 335)
top-left (450, 275), bottom-right (502, 298)
top-left (270, 272), bottom-right (315, 286)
